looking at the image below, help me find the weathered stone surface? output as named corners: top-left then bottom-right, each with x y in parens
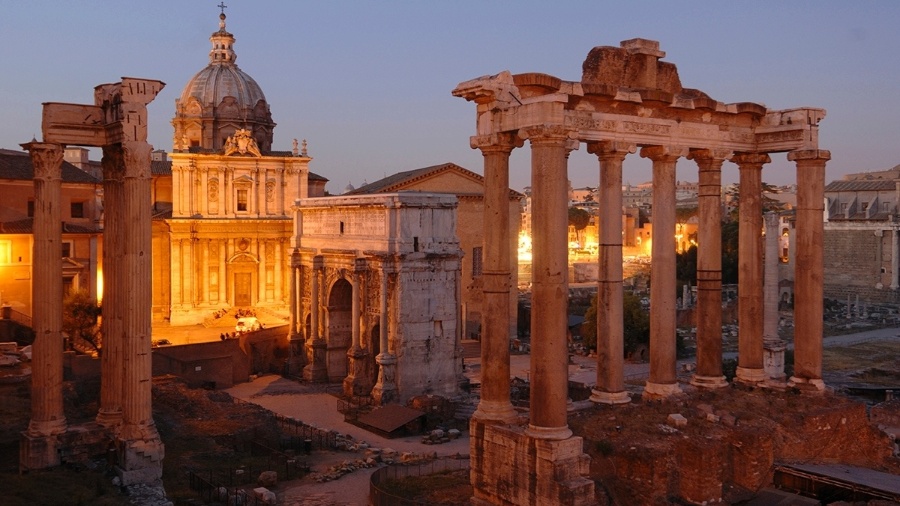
top-left (667, 413), bottom-right (687, 428)
top-left (257, 470), bottom-right (277, 487)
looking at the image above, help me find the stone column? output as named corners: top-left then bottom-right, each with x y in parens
top-left (471, 133), bottom-right (521, 424)
top-left (688, 149), bottom-right (730, 389)
top-left (97, 144), bottom-right (124, 427)
top-left (344, 258), bottom-right (370, 397)
top-left (891, 228), bottom-right (900, 290)
top-left (641, 146), bottom-right (685, 400)
top-left (172, 167), bottom-right (182, 216)
top-left (20, 142), bottom-right (67, 470)
top-left (521, 125), bottom-right (574, 439)
top-left (200, 168), bottom-right (209, 215)
top-left (788, 149), bottom-right (830, 392)
top-left (218, 240), bottom-right (227, 304)
top-left (587, 141), bottom-right (634, 404)
top-left (303, 256), bottom-right (328, 382)
top-left (763, 212), bottom-right (786, 380)
top-left (372, 266), bottom-right (398, 404)
top-left (733, 152), bottom-right (770, 385)
top-left (201, 239), bottom-right (210, 304)
top-left (274, 240), bottom-right (283, 302)
top-left (257, 240), bottom-right (266, 303)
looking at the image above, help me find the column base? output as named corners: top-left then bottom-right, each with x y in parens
top-left (371, 384), bottom-right (397, 405)
top-left (690, 374), bottom-right (728, 389)
top-left (763, 340), bottom-right (787, 381)
top-left (788, 376), bottom-right (827, 393)
top-left (589, 389), bottom-right (631, 405)
top-left (342, 349), bottom-right (371, 397)
top-left (642, 381), bottom-right (682, 400)
top-left (472, 399), bottom-right (518, 425)
top-left (19, 431), bottom-right (62, 471)
top-left (525, 423), bottom-right (573, 441)
top-left (735, 367), bottom-right (767, 386)
top-left (27, 417), bottom-right (67, 438)
top-left (95, 409), bottom-right (123, 428)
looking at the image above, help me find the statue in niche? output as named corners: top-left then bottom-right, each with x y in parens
top-left (208, 179), bottom-right (219, 201)
top-left (266, 180), bottom-right (275, 202)
top-left (224, 128), bottom-right (262, 157)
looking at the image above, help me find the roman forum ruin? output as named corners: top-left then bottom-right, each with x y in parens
top-left (20, 78), bottom-right (166, 484)
top-left (454, 39), bottom-right (828, 505)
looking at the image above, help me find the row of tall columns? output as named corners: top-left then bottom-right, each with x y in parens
top-left (588, 141), bottom-right (634, 404)
top-left (471, 134), bottom-right (520, 424)
top-left (689, 149), bottom-right (729, 388)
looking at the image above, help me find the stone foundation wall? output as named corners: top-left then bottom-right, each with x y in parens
top-left (824, 228), bottom-right (898, 303)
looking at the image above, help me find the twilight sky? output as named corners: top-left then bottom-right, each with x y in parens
top-left (2, 1), bottom-right (899, 193)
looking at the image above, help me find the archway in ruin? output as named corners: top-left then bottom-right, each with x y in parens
top-left (326, 278), bottom-right (352, 382)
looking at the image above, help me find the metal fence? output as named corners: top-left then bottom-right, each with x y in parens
top-left (186, 470), bottom-right (263, 506)
top-left (369, 457), bottom-right (471, 506)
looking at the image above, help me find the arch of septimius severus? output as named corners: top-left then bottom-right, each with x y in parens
top-left (454, 39), bottom-right (828, 505)
top-left (20, 78), bottom-right (166, 485)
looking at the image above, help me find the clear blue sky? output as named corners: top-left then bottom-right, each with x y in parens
top-left (2, 1), bottom-right (899, 193)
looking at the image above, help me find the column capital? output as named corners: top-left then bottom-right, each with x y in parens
top-left (470, 132), bottom-right (524, 153)
top-left (21, 142), bottom-right (64, 181)
top-left (354, 256), bottom-right (367, 273)
top-left (586, 140), bottom-right (636, 160)
top-left (640, 145), bottom-right (687, 162)
top-left (687, 148), bottom-right (732, 163)
top-left (312, 254), bottom-right (325, 270)
top-left (518, 124), bottom-right (577, 145)
top-left (788, 149), bottom-right (831, 163)
top-left (122, 141), bottom-right (152, 179)
top-left (731, 152), bottom-right (771, 168)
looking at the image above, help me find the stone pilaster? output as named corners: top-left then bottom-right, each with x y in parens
top-left (892, 228), bottom-right (900, 290)
top-left (763, 212), bottom-right (786, 381)
top-left (372, 267), bottom-right (397, 405)
top-left (303, 256), bottom-right (328, 382)
top-left (788, 149), bottom-right (830, 392)
top-left (20, 142), bottom-right (67, 471)
top-left (521, 124), bottom-right (575, 439)
top-left (641, 146), bottom-right (686, 400)
top-left (732, 152), bottom-right (770, 386)
top-left (97, 144), bottom-right (125, 427)
top-left (688, 148), bottom-right (730, 389)
top-left (471, 133), bottom-right (521, 424)
top-left (587, 141), bottom-right (635, 404)
top-left (344, 258), bottom-right (371, 397)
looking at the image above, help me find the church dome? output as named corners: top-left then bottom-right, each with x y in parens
top-left (172, 11), bottom-right (276, 153)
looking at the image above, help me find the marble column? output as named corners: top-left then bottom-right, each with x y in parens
top-left (372, 266), bottom-right (398, 404)
top-left (587, 141), bottom-right (634, 404)
top-left (521, 125), bottom-right (574, 439)
top-left (22, 142), bottom-right (67, 464)
top-left (763, 212), bottom-right (786, 380)
top-left (641, 146), bottom-right (685, 400)
top-left (788, 149), bottom-right (830, 392)
top-left (689, 149), bottom-right (729, 389)
top-left (733, 153), bottom-right (770, 385)
top-left (97, 144), bottom-right (124, 427)
top-left (471, 133), bottom-right (521, 424)
top-left (344, 258), bottom-right (370, 397)
top-left (303, 256), bottom-right (328, 382)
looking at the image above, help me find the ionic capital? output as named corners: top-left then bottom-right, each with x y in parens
top-left (518, 124), bottom-right (577, 146)
top-left (731, 152), bottom-right (771, 169)
top-left (787, 149), bottom-right (831, 164)
top-left (586, 141), bottom-right (636, 161)
top-left (21, 142), bottom-right (63, 181)
top-left (470, 132), bottom-right (524, 154)
top-left (640, 145), bottom-right (687, 163)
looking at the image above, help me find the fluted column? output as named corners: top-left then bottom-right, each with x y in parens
top-left (372, 265), bottom-right (398, 404)
top-left (763, 212), bottom-right (786, 380)
top-left (471, 133), bottom-right (521, 424)
top-left (97, 144), bottom-right (125, 426)
top-left (689, 149), bottom-right (730, 389)
top-left (587, 141), bottom-right (634, 404)
top-left (641, 146), bottom-right (686, 400)
top-left (257, 240), bottom-right (266, 304)
top-left (520, 125), bottom-right (574, 439)
top-left (788, 149), bottom-right (830, 392)
top-left (303, 256), bottom-right (328, 382)
top-left (344, 258), bottom-right (370, 396)
top-left (119, 140), bottom-right (160, 442)
top-left (733, 152), bottom-right (770, 385)
top-left (23, 142), bottom-right (67, 440)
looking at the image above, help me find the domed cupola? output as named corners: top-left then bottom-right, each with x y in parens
top-left (172, 8), bottom-right (276, 153)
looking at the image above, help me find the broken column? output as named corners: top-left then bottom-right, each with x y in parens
top-left (20, 142), bottom-right (68, 471)
top-left (763, 212), bottom-right (786, 381)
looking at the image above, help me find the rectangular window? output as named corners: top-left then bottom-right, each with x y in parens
top-left (70, 202), bottom-right (84, 218)
top-left (61, 241), bottom-right (72, 258)
top-left (237, 189), bottom-right (248, 212)
top-left (0, 240), bottom-right (11, 264)
top-left (472, 246), bottom-right (483, 277)
top-left (27, 200), bottom-right (34, 217)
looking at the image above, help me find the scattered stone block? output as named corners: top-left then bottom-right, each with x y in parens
top-left (667, 413), bottom-right (688, 428)
top-left (706, 412), bottom-right (720, 423)
top-left (253, 487), bottom-right (276, 505)
top-left (257, 470), bottom-right (277, 487)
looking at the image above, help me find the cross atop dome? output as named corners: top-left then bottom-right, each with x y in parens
top-left (210, 3), bottom-right (236, 64)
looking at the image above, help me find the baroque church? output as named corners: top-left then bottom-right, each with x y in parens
top-left (151, 11), bottom-right (327, 325)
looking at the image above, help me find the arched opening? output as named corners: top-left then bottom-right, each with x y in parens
top-left (326, 278), bottom-right (352, 382)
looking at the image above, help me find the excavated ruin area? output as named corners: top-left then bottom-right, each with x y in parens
top-left (570, 387), bottom-right (900, 505)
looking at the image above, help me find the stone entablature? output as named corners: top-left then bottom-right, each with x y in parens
top-left (289, 194), bottom-right (463, 403)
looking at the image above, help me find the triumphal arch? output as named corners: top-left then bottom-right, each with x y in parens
top-left (454, 39), bottom-right (828, 505)
top-left (20, 78), bottom-right (166, 486)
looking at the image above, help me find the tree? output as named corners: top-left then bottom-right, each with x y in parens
top-left (581, 292), bottom-right (650, 356)
top-left (62, 290), bottom-right (102, 354)
top-left (568, 207), bottom-right (591, 246)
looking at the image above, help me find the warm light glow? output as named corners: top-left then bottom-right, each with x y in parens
top-left (96, 267), bottom-right (104, 303)
top-left (517, 231), bottom-right (532, 263)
